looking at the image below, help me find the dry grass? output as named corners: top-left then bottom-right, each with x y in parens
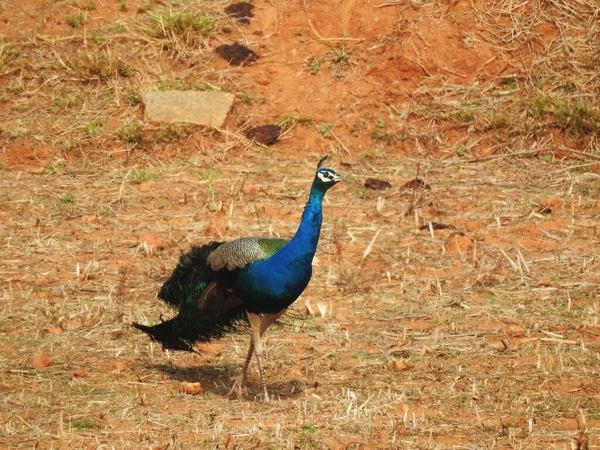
top-left (1, 0), bottom-right (600, 448)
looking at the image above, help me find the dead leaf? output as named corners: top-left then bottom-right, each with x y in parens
top-left (387, 359), bottom-right (413, 372)
top-left (180, 381), bottom-right (203, 395)
top-left (32, 354), bottom-right (54, 368)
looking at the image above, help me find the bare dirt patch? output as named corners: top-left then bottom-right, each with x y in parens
top-left (1, 0), bottom-right (599, 448)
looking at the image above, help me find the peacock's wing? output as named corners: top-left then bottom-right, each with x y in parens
top-left (158, 242), bottom-right (223, 307)
top-left (206, 237), bottom-right (289, 271)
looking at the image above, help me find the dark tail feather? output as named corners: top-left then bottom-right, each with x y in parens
top-left (159, 242), bottom-right (224, 307)
top-left (132, 303), bottom-right (248, 352)
top-left (132, 319), bottom-right (197, 352)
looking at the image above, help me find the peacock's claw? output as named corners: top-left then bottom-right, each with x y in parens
top-left (226, 374), bottom-right (248, 399)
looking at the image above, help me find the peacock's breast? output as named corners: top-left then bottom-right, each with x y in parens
top-left (233, 257), bottom-right (313, 314)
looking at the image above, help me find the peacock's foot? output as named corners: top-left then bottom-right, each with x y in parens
top-left (225, 374), bottom-right (248, 399)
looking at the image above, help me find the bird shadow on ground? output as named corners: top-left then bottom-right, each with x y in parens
top-left (150, 362), bottom-right (305, 401)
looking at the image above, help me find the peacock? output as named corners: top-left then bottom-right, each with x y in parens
top-left (133, 156), bottom-right (342, 402)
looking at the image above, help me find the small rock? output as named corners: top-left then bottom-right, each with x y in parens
top-left (403, 178), bottom-right (430, 190)
top-left (180, 381), bottom-right (203, 395)
top-left (105, 361), bottom-right (127, 372)
top-left (143, 90), bottom-right (235, 128)
top-left (445, 233), bottom-right (473, 253)
top-left (32, 354), bottom-right (54, 368)
top-left (286, 364), bottom-right (304, 380)
top-left (242, 184), bottom-right (259, 195)
top-left (73, 367), bottom-right (86, 378)
top-left (465, 220), bottom-right (484, 231)
top-left (419, 222), bottom-right (454, 231)
top-left (537, 276), bottom-right (552, 286)
top-left (507, 325), bottom-right (526, 338)
top-left (225, 3), bottom-right (254, 23)
top-left (539, 197), bottom-right (562, 214)
top-left (215, 43), bottom-right (258, 66)
top-left (364, 178), bottom-right (392, 190)
top-left (138, 182), bottom-right (153, 192)
top-left (246, 124), bottom-right (281, 145)
top-left (41, 327), bottom-right (63, 335)
top-left (488, 338), bottom-right (509, 351)
top-left (81, 215), bottom-right (100, 224)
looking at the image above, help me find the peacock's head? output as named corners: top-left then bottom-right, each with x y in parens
top-left (313, 156), bottom-right (342, 191)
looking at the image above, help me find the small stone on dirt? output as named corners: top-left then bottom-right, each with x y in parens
top-left (403, 178), bottom-right (431, 190)
top-left (286, 364), bottom-right (304, 380)
top-left (246, 124), bottom-right (281, 145)
top-left (143, 90), bottom-right (235, 128)
top-left (41, 327), bottom-right (63, 335)
top-left (105, 361), bottom-right (127, 372)
top-left (73, 367), bottom-right (86, 378)
top-left (445, 233), bottom-right (473, 253)
top-left (539, 197), bottom-right (562, 214)
top-left (138, 182), bottom-right (153, 192)
top-left (215, 43), bottom-right (258, 66)
top-left (488, 338), bottom-right (509, 352)
top-left (81, 215), bottom-right (100, 224)
top-left (419, 222), bottom-right (454, 231)
top-left (180, 381), bottom-right (203, 395)
top-left (225, 3), bottom-right (254, 24)
top-left (364, 178), bottom-right (392, 190)
top-left (32, 354), bottom-right (54, 368)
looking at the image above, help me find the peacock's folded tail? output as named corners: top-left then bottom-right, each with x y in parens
top-left (132, 302), bottom-right (247, 352)
top-left (133, 242), bottom-right (248, 352)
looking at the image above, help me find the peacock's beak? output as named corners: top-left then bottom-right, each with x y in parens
top-left (333, 173), bottom-right (344, 183)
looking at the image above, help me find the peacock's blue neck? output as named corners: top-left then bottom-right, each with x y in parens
top-left (235, 182), bottom-right (327, 312)
top-left (289, 186), bottom-right (324, 254)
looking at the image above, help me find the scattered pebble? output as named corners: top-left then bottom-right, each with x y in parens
top-left (403, 178), bottom-right (431, 190)
top-left (105, 361), bottom-right (127, 372)
top-left (246, 124), bottom-right (281, 145)
top-left (225, 3), bottom-right (254, 24)
top-left (364, 178), bottom-right (392, 190)
top-left (215, 43), bottom-right (258, 66)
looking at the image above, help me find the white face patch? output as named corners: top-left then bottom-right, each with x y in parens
top-left (317, 171), bottom-right (334, 183)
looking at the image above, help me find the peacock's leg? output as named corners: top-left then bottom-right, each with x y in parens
top-left (227, 310), bottom-right (287, 401)
top-left (241, 339), bottom-right (255, 384)
top-left (226, 336), bottom-right (254, 399)
top-left (247, 310), bottom-right (287, 402)
top-left (239, 308), bottom-right (285, 385)
top-left (247, 312), bottom-right (269, 402)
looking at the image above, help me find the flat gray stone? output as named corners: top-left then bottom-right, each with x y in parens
top-left (143, 90), bottom-right (235, 127)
